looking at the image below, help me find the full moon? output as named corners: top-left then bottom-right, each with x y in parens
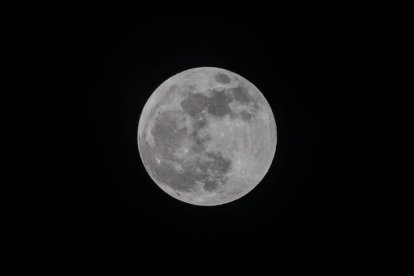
top-left (138, 67), bottom-right (277, 206)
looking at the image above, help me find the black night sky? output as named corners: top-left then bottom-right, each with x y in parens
top-left (63, 10), bottom-right (358, 250)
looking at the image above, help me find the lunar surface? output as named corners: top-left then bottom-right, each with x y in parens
top-left (138, 67), bottom-right (276, 206)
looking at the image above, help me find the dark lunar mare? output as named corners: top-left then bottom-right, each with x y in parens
top-left (206, 89), bottom-right (233, 117)
top-left (181, 84), bottom-right (258, 121)
top-left (180, 93), bottom-right (208, 116)
top-left (214, 73), bottom-right (231, 84)
top-left (229, 85), bottom-right (251, 104)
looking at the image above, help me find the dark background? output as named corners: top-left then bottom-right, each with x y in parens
top-left (63, 10), bottom-right (357, 248)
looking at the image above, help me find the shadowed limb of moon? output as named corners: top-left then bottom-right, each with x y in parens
top-left (138, 67), bottom-right (277, 206)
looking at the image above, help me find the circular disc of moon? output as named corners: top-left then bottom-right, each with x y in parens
top-left (138, 67), bottom-right (277, 206)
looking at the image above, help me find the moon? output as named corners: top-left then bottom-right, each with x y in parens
top-left (138, 67), bottom-right (277, 206)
